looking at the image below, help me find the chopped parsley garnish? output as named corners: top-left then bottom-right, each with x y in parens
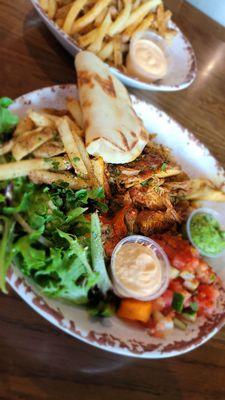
top-left (161, 162), bottom-right (168, 171)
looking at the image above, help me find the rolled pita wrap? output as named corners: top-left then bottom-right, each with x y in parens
top-left (75, 51), bottom-right (148, 164)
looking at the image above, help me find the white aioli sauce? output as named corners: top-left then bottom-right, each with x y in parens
top-left (126, 38), bottom-right (168, 82)
top-left (113, 242), bottom-right (162, 299)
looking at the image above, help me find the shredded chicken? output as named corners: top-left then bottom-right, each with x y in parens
top-left (106, 137), bottom-right (225, 236)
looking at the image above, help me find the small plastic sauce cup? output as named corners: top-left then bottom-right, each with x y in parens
top-left (186, 207), bottom-right (225, 258)
top-left (126, 30), bottom-right (171, 82)
top-left (110, 235), bottom-right (170, 301)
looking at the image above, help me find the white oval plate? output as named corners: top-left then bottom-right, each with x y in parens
top-left (8, 84), bottom-right (225, 358)
top-left (30, 0), bottom-right (197, 91)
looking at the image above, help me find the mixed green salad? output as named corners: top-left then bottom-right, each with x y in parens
top-left (0, 98), bottom-right (113, 317)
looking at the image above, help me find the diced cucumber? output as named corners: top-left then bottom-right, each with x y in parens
top-left (183, 279), bottom-right (199, 292)
top-left (190, 301), bottom-right (199, 312)
top-left (182, 310), bottom-right (197, 322)
top-left (180, 270), bottom-right (195, 280)
top-left (170, 266), bottom-right (180, 280)
top-left (172, 292), bottom-right (185, 312)
top-left (174, 318), bottom-right (187, 331)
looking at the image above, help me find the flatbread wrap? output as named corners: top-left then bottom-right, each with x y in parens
top-left (75, 51), bottom-right (148, 164)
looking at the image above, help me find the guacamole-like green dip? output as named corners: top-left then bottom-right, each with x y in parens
top-left (190, 212), bottom-right (225, 256)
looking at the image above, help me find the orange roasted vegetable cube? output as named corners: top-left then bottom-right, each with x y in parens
top-left (117, 298), bottom-right (152, 323)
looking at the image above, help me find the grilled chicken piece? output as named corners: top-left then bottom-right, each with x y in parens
top-left (129, 186), bottom-right (171, 211)
top-left (137, 208), bottom-right (180, 235)
top-left (127, 153), bottom-right (164, 171)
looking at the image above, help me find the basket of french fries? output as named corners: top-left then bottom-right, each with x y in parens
top-left (38, 0), bottom-right (175, 71)
top-left (30, 0), bottom-right (198, 90)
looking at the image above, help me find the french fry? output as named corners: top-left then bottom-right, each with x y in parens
top-left (164, 29), bottom-right (177, 42)
top-left (133, 12), bottom-right (155, 35)
top-left (88, 12), bottom-right (111, 53)
top-left (91, 157), bottom-right (105, 187)
top-left (0, 140), bottom-right (14, 156)
top-left (29, 170), bottom-right (90, 189)
top-left (33, 140), bottom-right (65, 158)
top-left (66, 97), bottom-right (84, 129)
top-left (94, 7), bottom-right (108, 27)
top-left (158, 9), bottom-right (172, 36)
top-left (14, 116), bottom-right (34, 137)
top-left (0, 156), bottom-right (70, 181)
top-left (69, 119), bottom-right (98, 187)
top-left (122, 21), bottom-right (139, 42)
top-left (56, 18), bottom-right (64, 28)
top-left (40, 0), bottom-right (49, 12)
top-left (132, 0), bottom-right (141, 10)
top-left (28, 110), bottom-right (55, 128)
top-left (109, 5), bottom-right (118, 19)
top-left (56, 117), bottom-right (88, 176)
top-left (12, 127), bottom-right (55, 161)
top-left (124, 0), bottom-right (161, 29)
top-left (108, 0), bottom-right (132, 37)
top-left (185, 179), bottom-right (225, 202)
top-left (98, 40), bottom-right (113, 61)
top-left (117, 0), bottom-right (123, 12)
top-left (71, 0), bottom-right (111, 34)
top-left (48, 0), bottom-right (57, 19)
top-left (78, 28), bottom-right (98, 48)
top-left (55, 2), bottom-right (73, 19)
top-left (113, 35), bottom-right (123, 67)
top-left (63, 0), bottom-right (88, 35)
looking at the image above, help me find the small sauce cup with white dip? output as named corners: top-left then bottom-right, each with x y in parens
top-left (126, 31), bottom-right (171, 83)
top-left (111, 235), bottom-right (170, 301)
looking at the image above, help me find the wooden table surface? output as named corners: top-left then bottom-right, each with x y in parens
top-left (1, 1), bottom-right (225, 399)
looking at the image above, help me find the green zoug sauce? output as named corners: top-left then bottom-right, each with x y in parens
top-left (190, 212), bottom-right (225, 256)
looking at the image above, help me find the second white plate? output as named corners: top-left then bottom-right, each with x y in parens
top-left (30, 0), bottom-right (197, 91)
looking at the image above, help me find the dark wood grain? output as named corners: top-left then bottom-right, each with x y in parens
top-left (1, 1), bottom-right (225, 399)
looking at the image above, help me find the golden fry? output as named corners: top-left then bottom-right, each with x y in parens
top-left (91, 157), bottom-right (105, 187)
top-left (132, 0), bottom-right (141, 10)
top-left (14, 116), bottom-right (34, 137)
top-left (113, 35), bottom-right (122, 67)
top-left (78, 28), bottom-right (98, 48)
top-left (63, 0), bottom-right (88, 35)
top-left (124, 0), bottom-right (161, 29)
top-left (95, 7), bottom-right (108, 27)
top-left (69, 119), bottom-right (98, 187)
top-left (55, 2), bottom-right (73, 19)
top-left (0, 156), bottom-right (70, 181)
top-left (133, 12), bottom-right (154, 35)
top-left (0, 140), bottom-right (14, 156)
top-left (28, 110), bottom-right (55, 128)
top-left (33, 140), bottom-right (65, 158)
top-left (122, 21), bottom-right (139, 42)
top-left (185, 179), bottom-right (225, 202)
top-left (71, 0), bottom-right (111, 34)
top-left (109, 0), bottom-right (132, 37)
top-left (40, 0), bottom-right (48, 12)
top-left (56, 18), bottom-right (64, 28)
top-left (48, 0), bottom-right (57, 19)
top-left (109, 5), bottom-right (118, 19)
top-left (98, 40), bottom-right (113, 61)
top-left (88, 12), bottom-right (111, 53)
top-left (66, 97), bottom-right (84, 129)
top-left (56, 116), bottom-right (88, 176)
top-left (12, 127), bottom-right (55, 161)
top-left (29, 170), bottom-right (89, 189)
